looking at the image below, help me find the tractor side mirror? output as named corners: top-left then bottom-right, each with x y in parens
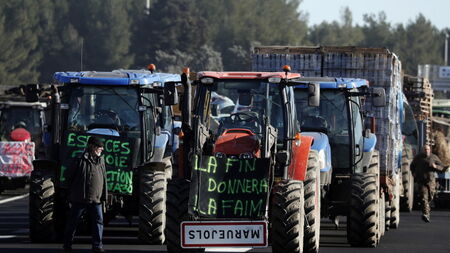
top-left (308, 83), bottom-right (320, 107)
top-left (164, 82), bottom-right (179, 105)
top-left (25, 84), bottom-right (40, 102)
top-left (372, 87), bottom-right (386, 107)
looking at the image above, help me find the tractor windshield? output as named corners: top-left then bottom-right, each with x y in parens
top-left (295, 89), bottom-right (351, 169)
top-left (67, 86), bottom-right (141, 138)
top-left (0, 106), bottom-right (42, 142)
top-left (208, 80), bottom-right (285, 141)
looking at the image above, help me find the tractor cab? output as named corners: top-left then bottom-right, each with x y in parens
top-left (292, 77), bottom-right (385, 174)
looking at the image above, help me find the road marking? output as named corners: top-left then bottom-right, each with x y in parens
top-left (0, 193), bottom-right (29, 204)
top-left (0, 235), bottom-right (17, 239)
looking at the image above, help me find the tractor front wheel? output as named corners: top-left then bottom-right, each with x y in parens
top-left (347, 173), bottom-right (379, 247)
top-left (304, 150), bottom-right (321, 253)
top-left (29, 169), bottom-right (56, 242)
top-left (138, 169), bottom-right (167, 244)
top-left (271, 180), bottom-right (305, 253)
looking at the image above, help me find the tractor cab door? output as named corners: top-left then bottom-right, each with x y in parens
top-left (349, 96), bottom-right (364, 172)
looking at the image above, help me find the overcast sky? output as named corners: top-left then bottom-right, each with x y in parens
top-left (301, 0), bottom-right (449, 30)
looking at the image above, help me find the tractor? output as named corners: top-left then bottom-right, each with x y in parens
top-left (0, 85), bottom-right (48, 193)
top-left (292, 77), bottom-right (386, 247)
top-left (28, 68), bottom-right (179, 244)
top-left (164, 67), bottom-right (322, 253)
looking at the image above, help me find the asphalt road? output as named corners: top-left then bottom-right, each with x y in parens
top-left (1, 189), bottom-right (450, 253)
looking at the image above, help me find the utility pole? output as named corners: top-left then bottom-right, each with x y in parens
top-left (80, 38), bottom-right (84, 71)
top-left (145, 0), bottom-right (151, 15)
top-left (445, 32), bottom-right (449, 66)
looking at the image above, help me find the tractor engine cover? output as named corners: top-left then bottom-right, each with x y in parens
top-left (213, 128), bottom-right (260, 158)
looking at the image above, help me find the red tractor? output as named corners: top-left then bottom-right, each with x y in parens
top-left (164, 67), bottom-right (322, 253)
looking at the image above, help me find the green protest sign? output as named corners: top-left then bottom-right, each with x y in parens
top-left (188, 155), bottom-right (271, 219)
top-left (60, 131), bottom-right (138, 195)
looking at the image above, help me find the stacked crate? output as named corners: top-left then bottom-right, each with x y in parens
top-left (252, 46), bottom-right (403, 175)
top-left (403, 75), bottom-right (433, 145)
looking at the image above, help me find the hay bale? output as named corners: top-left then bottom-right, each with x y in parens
top-left (433, 130), bottom-right (450, 166)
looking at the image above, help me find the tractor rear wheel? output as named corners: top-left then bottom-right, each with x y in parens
top-left (379, 191), bottom-right (385, 239)
top-left (347, 173), bottom-right (379, 247)
top-left (271, 180), bottom-right (305, 253)
top-left (385, 200), bottom-right (391, 231)
top-left (390, 181), bottom-right (400, 229)
top-left (138, 168), bottom-right (167, 244)
top-left (29, 169), bottom-right (56, 242)
top-left (400, 145), bottom-right (414, 212)
top-left (304, 150), bottom-right (321, 253)
top-left (366, 150), bottom-right (381, 241)
top-left (400, 168), bottom-right (414, 212)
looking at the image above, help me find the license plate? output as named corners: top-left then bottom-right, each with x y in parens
top-left (181, 221), bottom-right (268, 248)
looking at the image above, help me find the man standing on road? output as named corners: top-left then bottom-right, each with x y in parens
top-left (410, 144), bottom-right (445, 222)
top-left (63, 136), bottom-right (107, 252)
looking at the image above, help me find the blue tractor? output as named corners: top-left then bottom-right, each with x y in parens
top-left (28, 68), bottom-right (180, 244)
top-left (290, 77), bottom-right (386, 247)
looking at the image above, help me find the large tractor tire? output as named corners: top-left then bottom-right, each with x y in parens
top-left (163, 157), bottom-right (173, 180)
top-left (347, 173), bottom-right (379, 247)
top-left (390, 181), bottom-right (400, 229)
top-left (271, 180), bottom-right (305, 253)
top-left (165, 179), bottom-right (204, 253)
top-left (400, 168), bottom-right (414, 212)
top-left (379, 192), bottom-right (385, 239)
top-left (29, 169), bottom-right (56, 242)
top-left (138, 168), bottom-right (167, 244)
top-left (303, 150), bottom-right (321, 253)
top-left (366, 150), bottom-right (381, 240)
top-left (400, 145), bottom-right (414, 212)
top-left (385, 201), bottom-right (391, 231)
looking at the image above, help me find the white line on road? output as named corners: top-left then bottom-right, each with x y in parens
top-left (0, 193), bottom-right (29, 205)
top-left (0, 235), bottom-right (17, 239)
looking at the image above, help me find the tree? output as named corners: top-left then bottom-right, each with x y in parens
top-left (0, 0), bottom-right (42, 85)
top-left (308, 7), bottom-right (363, 46)
top-left (36, 0), bottom-right (82, 83)
top-left (69, 0), bottom-right (134, 71)
top-left (211, 0), bottom-right (309, 70)
top-left (155, 45), bottom-right (223, 73)
top-left (393, 14), bottom-right (443, 74)
top-left (132, 0), bottom-right (210, 69)
top-left (361, 12), bottom-right (394, 49)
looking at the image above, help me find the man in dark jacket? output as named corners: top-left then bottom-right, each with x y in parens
top-left (410, 144), bottom-right (445, 222)
top-left (63, 136), bottom-right (107, 252)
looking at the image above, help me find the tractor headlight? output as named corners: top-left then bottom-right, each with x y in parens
top-left (239, 152), bottom-right (253, 159)
top-left (215, 152), bottom-right (226, 158)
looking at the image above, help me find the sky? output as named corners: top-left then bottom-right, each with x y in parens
top-left (301, 0), bottom-right (449, 30)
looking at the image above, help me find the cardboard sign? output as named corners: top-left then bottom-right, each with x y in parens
top-left (188, 155), bottom-right (270, 219)
top-left (0, 142), bottom-right (35, 177)
top-left (60, 131), bottom-right (139, 195)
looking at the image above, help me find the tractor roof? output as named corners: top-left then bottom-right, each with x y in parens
top-left (291, 77), bottom-right (369, 89)
top-left (198, 71), bottom-right (301, 80)
top-left (53, 70), bottom-right (180, 86)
